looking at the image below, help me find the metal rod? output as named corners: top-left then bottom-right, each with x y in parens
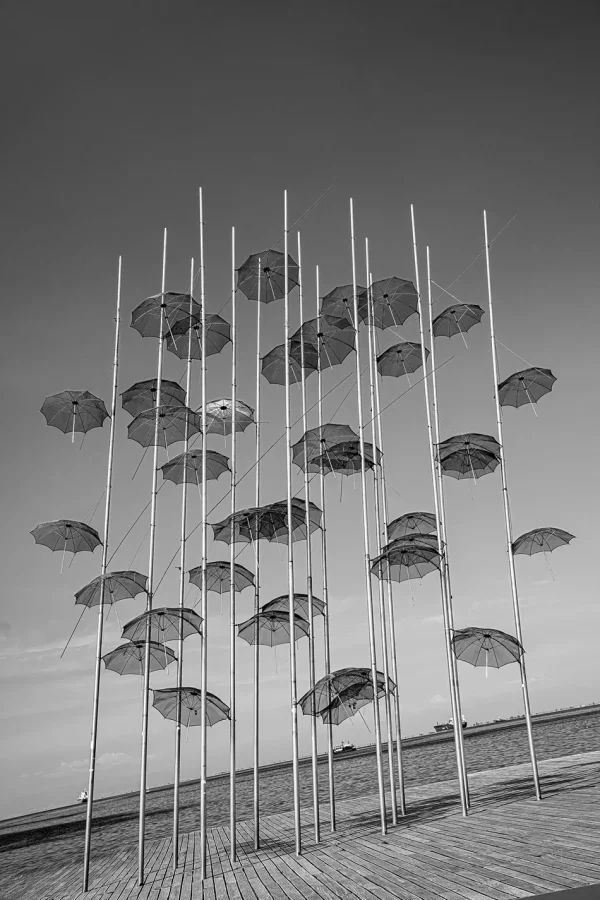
top-left (284, 190), bottom-right (302, 855)
top-left (139, 229), bottom-right (168, 885)
top-left (483, 210), bottom-right (542, 800)
top-left (426, 246), bottom-right (470, 807)
top-left (82, 256), bottom-right (122, 892)
top-left (253, 260), bottom-right (262, 851)
top-left (316, 264), bottom-right (336, 831)
top-left (349, 198), bottom-right (387, 835)
top-left (172, 258), bottom-right (195, 871)
top-left (229, 226), bottom-right (238, 862)
top-left (198, 189), bottom-right (209, 880)
top-left (364, 243), bottom-right (397, 826)
top-left (298, 232), bottom-right (320, 842)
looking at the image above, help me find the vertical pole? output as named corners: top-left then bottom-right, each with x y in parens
top-left (483, 211), bottom-right (541, 800)
top-left (410, 212), bottom-right (467, 818)
top-left (253, 261), bottom-right (262, 850)
top-left (284, 190), bottom-right (302, 855)
top-left (349, 199), bottom-right (387, 835)
top-left (298, 232), bottom-right (320, 842)
top-left (172, 258), bottom-right (195, 871)
top-left (229, 226), bottom-right (238, 863)
top-left (316, 265), bottom-right (336, 831)
top-left (364, 242), bottom-right (397, 826)
top-left (426, 246), bottom-right (470, 807)
top-left (370, 296), bottom-right (406, 817)
top-left (199, 189), bottom-right (209, 880)
top-left (82, 256), bottom-right (122, 892)
top-left (139, 229), bottom-right (168, 885)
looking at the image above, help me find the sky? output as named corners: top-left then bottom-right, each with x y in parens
top-left (1, 0), bottom-right (599, 820)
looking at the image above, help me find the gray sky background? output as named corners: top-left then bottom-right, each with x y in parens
top-left (1, 1), bottom-right (598, 819)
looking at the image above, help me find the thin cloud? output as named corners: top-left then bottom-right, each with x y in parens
top-left (429, 693), bottom-right (446, 704)
top-left (422, 614), bottom-right (444, 625)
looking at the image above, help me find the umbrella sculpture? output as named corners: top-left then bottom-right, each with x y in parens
top-left (102, 640), bottom-right (177, 675)
top-left (75, 571), bottom-right (148, 607)
top-left (387, 511), bottom-right (437, 540)
top-left (451, 627), bottom-right (524, 678)
top-left (165, 314), bottom-right (231, 360)
top-left (121, 608), bottom-right (203, 643)
top-left (261, 341), bottom-right (318, 385)
top-left (131, 292), bottom-right (202, 339)
top-left (298, 668), bottom-right (395, 725)
top-left (152, 687), bottom-right (230, 726)
top-left (291, 315), bottom-right (355, 371)
top-left (376, 342), bottom-right (428, 379)
top-left (161, 449), bottom-right (230, 485)
top-left (31, 519), bottom-right (102, 572)
top-left (512, 527), bottom-right (575, 556)
top-left (438, 432), bottom-right (501, 457)
top-left (371, 537), bottom-right (442, 582)
top-left (121, 379), bottom-right (187, 417)
top-left (200, 399), bottom-right (255, 435)
top-left (498, 367), bottom-right (557, 410)
top-left (266, 498), bottom-right (322, 542)
top-left (128, 406), bottom-right (202, 448)
top-left (358, 277), bottom-right (419, 330)
top-left (437, 433), bottom-right (501, 481)
top-left (237, 249), bottom-right (300, 303)
top-left (237, 610), bottom-right (310, 647)
top-left (291, 424), bottom-right (359, 471)
top-left (320, 284), bottom-right (367, 324)
top-left (41, 390), bottom-right (109, 442)
top-left (262, 593), bottom-right (326, 620)
top-left (189, 561), bottom-right (255, 594)
top-left (307, 440), bottom-right (381, 476)
top-left (432, 304), bottom-right (484, 339)
top-left (211, 500), bottom-right (321, 546)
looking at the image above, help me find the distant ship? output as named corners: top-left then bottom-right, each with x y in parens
top-left (77, 790), bottom-right (88, 804)
top-left (333, 741), bottom-right (356, 754)
top-left (433, 715), bottom-right (467, 733)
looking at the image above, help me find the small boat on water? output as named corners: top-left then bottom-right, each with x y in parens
top-left (433, 715), bottom-right (467, 733)
top-left (77, 790), bottom-right (88, 803)
top-left (333, 740), bottom-right (356, 754)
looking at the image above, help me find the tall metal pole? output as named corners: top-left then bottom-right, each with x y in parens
top-left (229, 226), bottom-right (238, 862)
top-left (483, 211), bottom-right (542, 800)
top-left (426, 246), bottom-right (470, 807)
top-left (284, 190), bottom-right (302, 855)
top-left (253, 260), bottom-right (262, 850)
top-left (364, 242), bottom-right (397, 826)
top-left (410, 211), bottom-right (468, 819)
top-left (298, 232), bottom-right (320, 842)
top-left (316, 265), bottom-right (336, 831)
top-left (349, 199), bottom-right (387, 835)
top-left (198, 189), bottom-right (209, 880)
top-left (82, 256), bottom-right (122, 892)
top-left (370, 287), bottom-right (406, 817)
top-left (172, 258), bottom-right (195, 871)
top-left (139, 229), bottom-right (168, 885)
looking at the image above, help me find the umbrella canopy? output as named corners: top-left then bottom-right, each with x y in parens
top-left (103, 640), bottom-right (177, 675)
top-left (262, 593), bottom-right (326, 619)
top-left (358, 277), bottom-right (419, 330)
top-left (267, 498), bottom-right (323, 537)
top-left (131, 292), bottom-right (201, 339)
top-left (212, 501), bottom-right (321, 546)
top-left (298, 667), bottom-right (395, 724)
top-left (377, 342), bottom-right (428, 378)
top-left (127, 405), bottom-right (202, 448)
top-left (31, 520), bottom-right (102, 554)
top-left (307, 440), bottom-right (381, 476)
top-left (387, 512), bottom-right (437, 540)
top-left (261, 341), bottom-right (317, 385)
top-left (291, 315), bottom-right (355, 371)
top-left (152, 687), bottom-right (230, 726)
top-left (189, 561), bottom-right (255, 593)
top-left (292, 424), bottom-right (359, 471)
top-left (371, 538), bottom-right (441, 582)
top-left (512, 527), bottom-right (575, 556)
top-left (452, 627), bottom-right (524, 668)
top-left (237, 249), bottom-right (300, 303)
top-left (320, 284), bottom-right (367, 323)
top-left (41, 390), bottom-right (109, 436)
top-left (121, 608), bottom-right (203, 643)
top-left (161, 449), bottom-right (230, 485)
top-left (432, 304), bottom-right (484, 339)
top-left (199, 398), bottom-right (255, 435)
top-left (439, 448), bottom-right (500, 480)
top-left (121, 379), bottom-right (187, 418)
top-left (164, 314), bottom-right (231, 360)
top-left (498, 367), bottom-right (557, 409)
top-left (210, 507), bottom-right (262, 544)
top-left (75, 571), bottom-right (148, 607)
top-left (321, 681), bottom-right (393, 725)
top-left (237, 610), bottom-right (310, 647)
top-left (437, 433), bottom-right (501, 458)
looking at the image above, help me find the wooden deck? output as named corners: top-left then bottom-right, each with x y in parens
top-left (7, 750), bottom-right (600, 900)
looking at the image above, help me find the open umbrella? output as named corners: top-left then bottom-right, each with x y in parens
top-left (377, 342), bottom-right (428, 378)
top-left (41, 391), bottom-right (109, 442)
top-left (189, 561), bottom-right (255, 594)
top-left (165, 314), bottom-right (231, 360)
top-left (387, 512), bottom-right (437, 540)
top-left (298, 667), bottom-right (394, 725)
top-left (452, 626), bottom-right (524, 678)
top-left (292, 424), bottom-right (359, 472)
top-left (102, 640), bottom-right (177, 675)
top-left (261, 341), bottom-right (318, 385)
top-left (266, 498), bottom-right (322, 541)
top-left (199, 399), bottom-right (255, 435)
top-left (358, 277), bottom-right (419, 330)
top-left (291, 315), bottom-right (355, 371)
top-left (438, 432), bottom-right (501, 458)
top-left (152, 687), bottom-right (230, 726)
top-left (320, 284), bottom-right (367, 324)
top-left (121, 380), bottom-right (187, 418)
top-left (512, 527), bottom-right (575, 556)
top-left (439, 448), bottom-right (500, 480)
top-left (237, 249), bottom-right (300, 302)
top-left (75, 571), bottom-right (148, 607)
top-left (127, 406), bottom-right (202, 448)
top-left (121, 608), bottom-right (203, 643)
top-left (237, 610), bottom-right (310, 647)
top-left (160, 450), bottom-right (230, 485)
top-left (262, 594), bottom-right (326, 619)
top-left (307, 440), bottom-right (381, 476)
top-left (498, 368), bottom-right (557, 410)
top-left (131, 292), bottom-right (201, 339)
top-left (31, 519), bottom-right (102, 572)
top-left (371, 538), bottom-right (441, 582)
top-left (432, 304), bottom-right (484, 339)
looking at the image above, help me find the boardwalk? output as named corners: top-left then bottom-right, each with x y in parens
top-left (4, 750), bottom-right (600, 900)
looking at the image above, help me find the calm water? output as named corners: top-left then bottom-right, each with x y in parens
top-left (1, 710), bottom-right (598, 883)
